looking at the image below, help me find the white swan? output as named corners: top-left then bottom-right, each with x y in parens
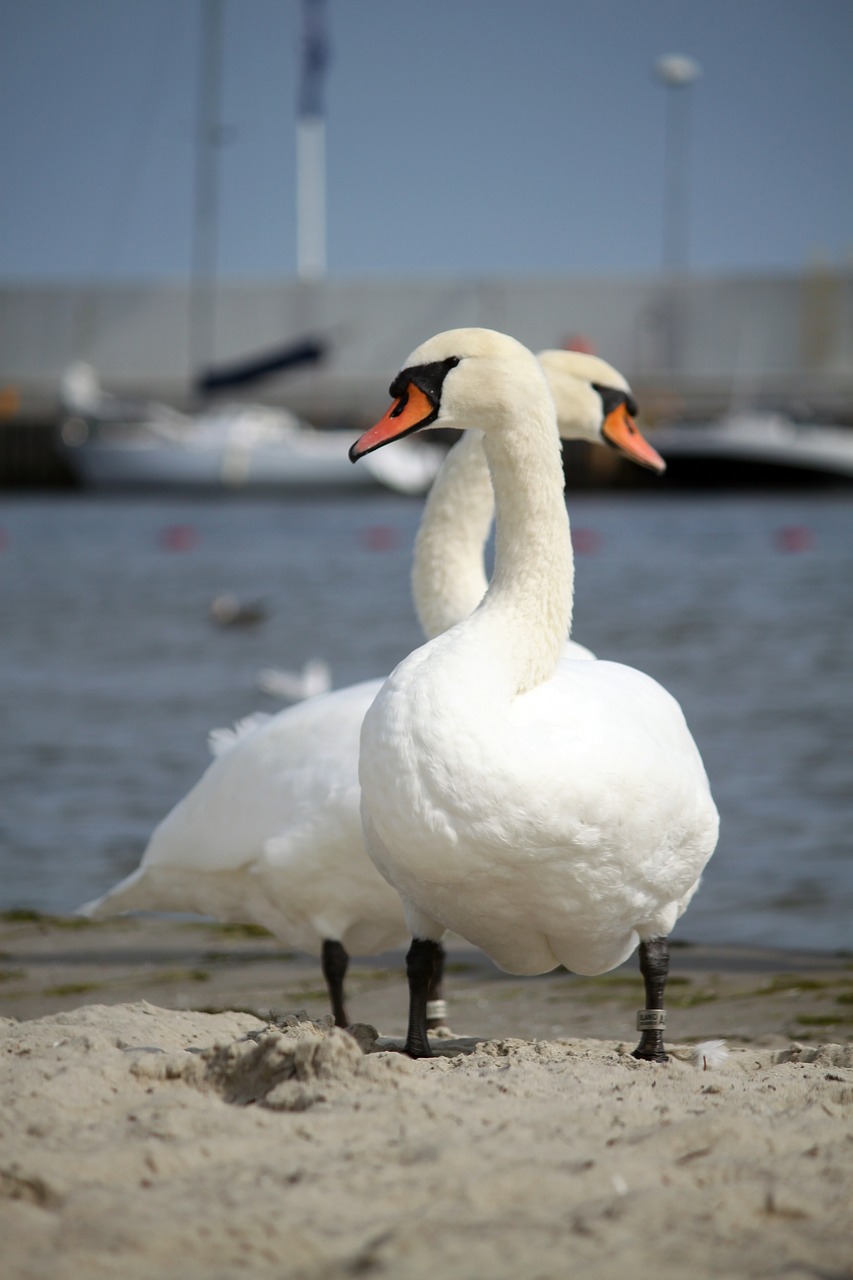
top-left (350, 328), bottom-right (717, 1059)
top-left (79, 348), bottom-right (665, 1030)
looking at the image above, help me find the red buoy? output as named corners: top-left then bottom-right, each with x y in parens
top-left (571, 527), bottom-right (602, 554)
top-left (159, 524), bottom-right (198, 552)
top-left (774, 525), bottom-right (815, 553)
top-left (361, 524), bottom-right (398, 552)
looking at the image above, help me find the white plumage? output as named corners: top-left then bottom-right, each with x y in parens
top-left (351, 328), bottom-right (717, 1055)
top-left (692, 1039), bottom-right (729, 1070)
top-left (79, 347), bottom-right (665, 1027)
top-left (363, 654), bottom-right (711, 975)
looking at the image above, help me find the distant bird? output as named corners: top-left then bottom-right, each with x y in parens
top-left (349, 327), bottom-right (717, 1059)
top-left (209, 593), bottom-right (268, 627)
top-left (256, 659), bottom-right (333, 702)
top-left (78, 348), bottom-right (666, 1034)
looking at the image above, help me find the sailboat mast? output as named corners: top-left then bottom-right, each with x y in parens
top-left (190, 0), bottom-right (224, 387)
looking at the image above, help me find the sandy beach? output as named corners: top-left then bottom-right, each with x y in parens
top-left (1, 913), bottom-right (851, 1279)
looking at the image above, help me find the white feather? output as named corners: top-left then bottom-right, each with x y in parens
top-left (207, 713), bottom-right (272, 758)
top-left (692, 1039), bottom-right (729, 1070)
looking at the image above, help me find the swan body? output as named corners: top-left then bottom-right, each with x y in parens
top-left (80, 344), bottom-right (666, 1026)
top-left (362, 655), bottom-right (710, 977)
top-left (81, 682), bottom-right (405, 957)
top-left (351, 328), bottom-right (717, 1049)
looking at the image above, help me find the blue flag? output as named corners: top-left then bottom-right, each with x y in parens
top-left (299, 0), bottom-right (329, 119)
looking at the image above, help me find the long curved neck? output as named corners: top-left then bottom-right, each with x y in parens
top-left (476, 399), bottom-right (574, 693)
top-left (411, 431), bottom-right (495, 639)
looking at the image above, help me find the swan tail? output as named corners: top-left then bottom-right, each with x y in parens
top-left (76, 867), bottom-right (150, 919)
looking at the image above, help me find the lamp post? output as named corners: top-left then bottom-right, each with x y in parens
top-left (654, 53), bottom-right (701, 274)
top-left (654, 53), bottom-right (701, 376)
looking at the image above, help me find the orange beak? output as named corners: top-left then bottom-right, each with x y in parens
top-left (601, 402), bottom-right (666, 474)
top-left (350, 383), bottom-right (437, 462)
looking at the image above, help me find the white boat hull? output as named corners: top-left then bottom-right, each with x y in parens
top-left (59, 402), bottom-right (443, 494)
top-left (66, 438), bottom-right (376, 490)
top-left (651, 413), bottom-right (853, 480)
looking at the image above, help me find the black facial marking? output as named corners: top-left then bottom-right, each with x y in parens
top-left (389, 356), bottom-right (461, 422)
top-left (592, 382), bottom-right (638, 420)
top-left (389, 390), bottom-right (409, 418)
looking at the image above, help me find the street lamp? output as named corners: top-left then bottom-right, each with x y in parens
top-left (654, 54), bottom-right (701, 378)
top-left (654, 53), bottom-right (701, 275)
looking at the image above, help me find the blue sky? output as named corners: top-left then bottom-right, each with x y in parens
top-left (1, 0), bottom-right (851, 282)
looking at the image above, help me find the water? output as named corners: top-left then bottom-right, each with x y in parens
top-left (1, 489), bottom-right (851, 954)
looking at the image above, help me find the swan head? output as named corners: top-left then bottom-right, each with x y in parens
top-left (538, 349), bottom-right (665, 473)
top-left (350, 328), bottom-right (549, 461)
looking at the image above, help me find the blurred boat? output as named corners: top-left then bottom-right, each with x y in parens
top-left (54, 11), bottom-right (449, 498)
top-left (649, 410), bottom-right (853, 484)
top-left (57, 363), bottom-right (443, 495)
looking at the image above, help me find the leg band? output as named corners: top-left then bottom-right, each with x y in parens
top-left (636, 1009), bottom-right (667, 1031)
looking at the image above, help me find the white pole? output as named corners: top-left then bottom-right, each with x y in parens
top-left (297, 115), bottom-right (326, 279)
top-left (296, 0), bottom-right (329, 281)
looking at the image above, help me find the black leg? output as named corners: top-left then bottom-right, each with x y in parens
top-left (632, 936), bottom-right (669, 1063)
top-left (404, 937), bottom-right (441, 1058)
top-left (425, 940), bottom-right (448, 1030)
top-left (321, 939), bottom-right (350, 1028)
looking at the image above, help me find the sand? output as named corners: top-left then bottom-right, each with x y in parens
top-left (1, 914), bottom-right (851, 1280)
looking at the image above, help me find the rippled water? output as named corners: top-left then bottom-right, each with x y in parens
top-left (1, 489), bottom-right (851, 953)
